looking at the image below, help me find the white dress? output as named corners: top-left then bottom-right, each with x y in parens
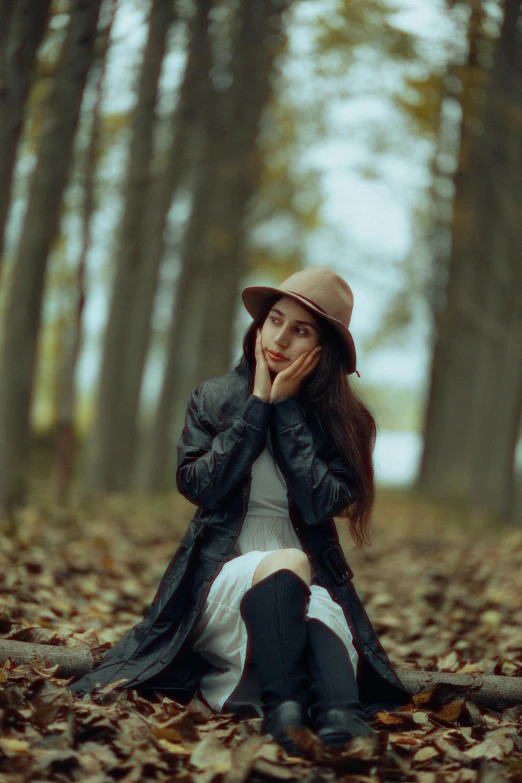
top-left (191, 428), bottom-right (359, 714)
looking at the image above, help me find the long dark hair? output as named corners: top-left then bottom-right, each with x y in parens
top-left (235, 295), bottom-right (376, 548)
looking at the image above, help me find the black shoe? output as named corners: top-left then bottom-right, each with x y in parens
top-left (314, 706), bottom-right (376, 748)
top-left (264, 700), bottom-right (308, 756)
top-left (240, 569), bottom-right (311, 753)
top-left (304, 618), bottom-right (376, 748)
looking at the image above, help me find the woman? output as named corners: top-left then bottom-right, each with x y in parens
top-left (70, 266), bottom-right (411, 753)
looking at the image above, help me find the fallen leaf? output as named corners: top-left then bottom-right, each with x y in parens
top-left (434, 737), bottom-right (472, 763)
top-left (374, 711), bottom-right (404, 725)
top-left (413, 746), bottom-right (439, 763)
top-left (415, 773), bottom-right (437, 783)
top-left (431, 699), bottom-right (464, 723)
top-left (225, 736), bottom-right (266, 783)
top-left (393, 736), bottom-right (421, 746)
top-left (464, 734), bottom-right (514, 761)
top-left (156, 738), bottom-right (191, 755)
top-left (151, 726), bottom-right (182, 743)
top-left (0, 737), bottom-right (30, 754)
top-left (189, 733), bottom-right (232, 773)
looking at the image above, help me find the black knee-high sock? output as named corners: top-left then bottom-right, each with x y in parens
top-left (304, 618), bottom-right (362, 714)
top-left (239, 569), bottom-right (311, 712)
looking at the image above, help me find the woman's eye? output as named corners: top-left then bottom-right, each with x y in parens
top-left (269, 316), bottom-right (306, 336)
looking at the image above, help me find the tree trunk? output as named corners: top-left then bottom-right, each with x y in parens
top-left (145, 0), bottom-right (290, 491)
top-left (54, 0), bottom-right (117, 504)
top-left (464, 0), bottom-right (522, 521)
top-left (192, 0), bottom-right (285, 381)
top-left (123, 0), bottom-right (213, 492)
top-left (418, 3), bottom-right (485, 500)
top-left (0, 0), bottom-right (51, 278)
top-left (84, 0), bottom-right (175, 493)
top-left (417, 0), bottom-right (522, 520)
top-left (2, 639), bottom-right (522, 711)
top-left (0, 0), bottom-right (102, 519)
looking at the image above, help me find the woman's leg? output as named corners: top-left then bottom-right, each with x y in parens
top-left (304, 618), bottom-right (376, 747)
top-left (305, 618), bottom-right (361, 711)
top-left (239, 550), bottom-right (311, 754)
top-left (251, 548), bottom-right (311, 587)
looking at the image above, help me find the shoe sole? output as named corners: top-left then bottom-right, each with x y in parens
top-left (318, 728), bottom-right (376, 748)
top-left (319, 731), bottom-right (354, 748)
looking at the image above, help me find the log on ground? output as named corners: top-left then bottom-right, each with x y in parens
top-left (1, 639), bottom-right (521, 710)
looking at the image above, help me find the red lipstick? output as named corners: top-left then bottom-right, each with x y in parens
top-left (267, 350), bottom-right (288, 362)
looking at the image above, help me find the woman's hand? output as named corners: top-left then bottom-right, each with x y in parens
top-left (252, 329), bottom-right (272, 402)
top-left (269, 346), bottom-right (322, 403)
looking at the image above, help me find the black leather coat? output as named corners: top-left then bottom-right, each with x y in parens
top-left (70, 362), bottom-right (410, 713)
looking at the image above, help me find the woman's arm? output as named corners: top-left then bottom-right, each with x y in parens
top-left (270, 397), bottom-right (356, 525)
top-left (176, 383), bottom-right (271, 509)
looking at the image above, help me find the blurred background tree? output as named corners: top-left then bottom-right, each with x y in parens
top-left (0, 0), bottom-right (520, 529)
top-left (417, 0), bottom-right (522, 523)
top-left (0, 0), bottom-right (102, 522)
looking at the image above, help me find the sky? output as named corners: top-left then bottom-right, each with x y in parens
top-left (234, 0), bottom-right (457, 390)
top-left (63, 0), bottom-right (461, 407)
top-left (0, 0), bottom-right (484, 483)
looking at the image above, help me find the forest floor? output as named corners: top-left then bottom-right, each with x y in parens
top-left (1, 488), bottom-right (522, 783)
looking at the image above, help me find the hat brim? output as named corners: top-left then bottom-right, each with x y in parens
top-left (241, 285), bottom-right (357, 375)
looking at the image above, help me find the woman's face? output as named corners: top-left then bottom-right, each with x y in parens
top-left (260, 295), bottom-right (322, 375)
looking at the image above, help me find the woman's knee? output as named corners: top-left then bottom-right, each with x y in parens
top-left (252, 549), bottom-right (311, 586)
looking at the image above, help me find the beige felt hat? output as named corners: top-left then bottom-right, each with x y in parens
top-left (241, 265), bottom-right (358, 375)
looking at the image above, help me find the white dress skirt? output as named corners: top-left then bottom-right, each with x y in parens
top-left (190, 430), bottom-right (359, 715)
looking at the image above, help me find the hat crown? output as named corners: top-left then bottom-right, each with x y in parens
top-left (278, 266), bottom-right (354, 328)
top-left (240, 265), bottom-right (358, 374)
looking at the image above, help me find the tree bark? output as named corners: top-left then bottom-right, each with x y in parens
top-left (463, 0), bottom-right (522, 521)
top-left (146, 0), bottom-right (290, 491)
top-left (123, 0), bottom-right (213, 492)
top-left (417, 0), bottom-right (522, 520)
top-left (0, 0), bottom-right (102, 519)
top-left (397, 670), bottom-right (522, 713)
top-left (0, 0), bottom-right (51, 278)
top-left (84, 0), bottom-right (175, 493)
top-left (1, 639), bottom-right (522, 711)
top-left (418, 3), bottom-right (484, 501)
top-left (54, 0), bottom-right (118, 504)
top-left (138, 0), bottom-right (213, 492)
top-left (0, 639), bottom-right (96, 679)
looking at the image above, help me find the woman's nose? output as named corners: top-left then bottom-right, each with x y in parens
top-left (274, 329), bottom-right (289, 346)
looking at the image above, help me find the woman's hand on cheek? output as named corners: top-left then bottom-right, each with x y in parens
top-left (253, 329), bottom-right (272, 402)
top-left (269, 347), bottom-right (322, 403)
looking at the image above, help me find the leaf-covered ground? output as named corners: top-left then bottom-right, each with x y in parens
top-left (1, 489), bottom-right (522, 783)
